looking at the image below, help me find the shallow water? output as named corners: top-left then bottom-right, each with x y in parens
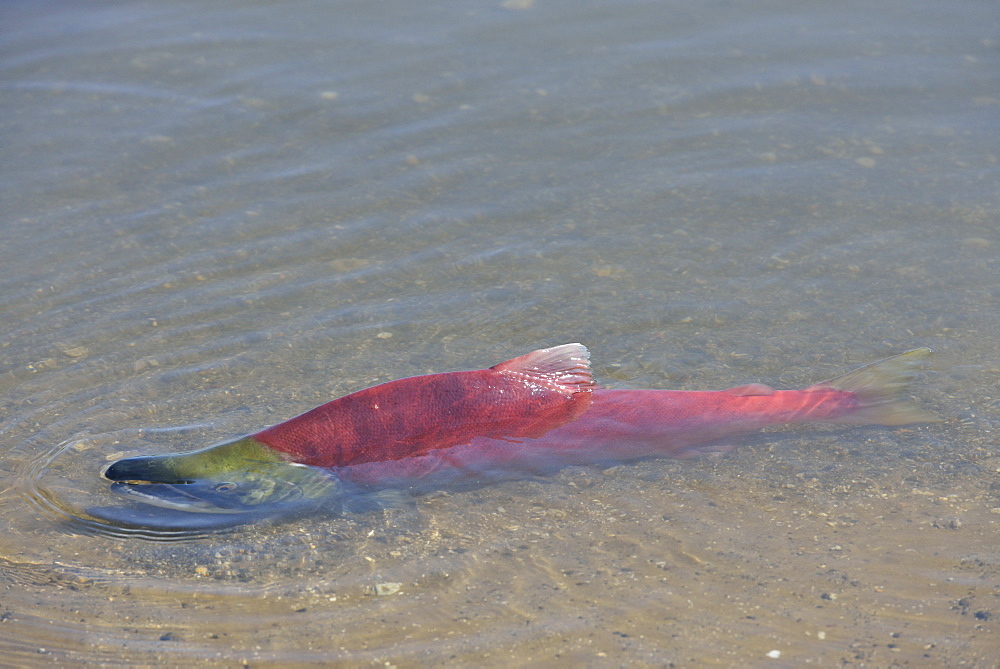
top-left (2, 0), bottom-right (998, 665)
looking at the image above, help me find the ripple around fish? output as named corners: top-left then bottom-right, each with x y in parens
top-left (16, 428), bottom-right (237, 543)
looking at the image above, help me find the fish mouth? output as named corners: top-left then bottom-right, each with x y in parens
top-left (102, 456), bottom-right (228, 513)
top-left (108, 480), bottom-right (273, 514)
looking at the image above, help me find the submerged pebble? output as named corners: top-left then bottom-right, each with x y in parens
top-left (375, 582), bottom-right (402, 596)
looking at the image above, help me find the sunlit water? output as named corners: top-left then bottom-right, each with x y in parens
top-left (2, 0), bottom-right (997, 665)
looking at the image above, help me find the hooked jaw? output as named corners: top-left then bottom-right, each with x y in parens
top-left (102, 455), bottom-right (192, 485)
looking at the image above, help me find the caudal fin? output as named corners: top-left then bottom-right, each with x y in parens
top-left (808, 348), bottom-right (939, 425)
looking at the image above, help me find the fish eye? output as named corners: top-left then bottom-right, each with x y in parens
top-left (214, 482), bottom-right (238, 492)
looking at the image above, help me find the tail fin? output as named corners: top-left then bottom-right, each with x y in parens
top-left (808, 348), bottom-right (939, 425)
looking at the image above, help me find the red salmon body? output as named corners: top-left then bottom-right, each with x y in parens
top-left (253, 344), bottom-right (594, 467)
top-left (250, 344), bottom-right (935, 488)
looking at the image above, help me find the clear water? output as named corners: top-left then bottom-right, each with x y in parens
top-left (1, 0), bottom-right (997, 664)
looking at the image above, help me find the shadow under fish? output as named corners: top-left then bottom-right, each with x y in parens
top-left (93, 344), bottom-right (938, 532)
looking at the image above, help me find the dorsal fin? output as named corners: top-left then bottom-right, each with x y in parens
top-left (492, 343), bottom-right (595, 394)
top-left (725, 383), bottom-right (776, 397)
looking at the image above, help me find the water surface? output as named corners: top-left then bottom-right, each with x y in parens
top-left (2, 0), bottom-right (997, 665)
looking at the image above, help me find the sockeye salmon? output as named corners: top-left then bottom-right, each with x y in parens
top-left (101, 344), bottom-right (936, 524)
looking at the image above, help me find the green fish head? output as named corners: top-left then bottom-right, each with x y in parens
top-left (101, 436), bottom-right (341, 516)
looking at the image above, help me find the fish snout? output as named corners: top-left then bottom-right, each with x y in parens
top-left (102, 456), bottom-right (191, 484)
